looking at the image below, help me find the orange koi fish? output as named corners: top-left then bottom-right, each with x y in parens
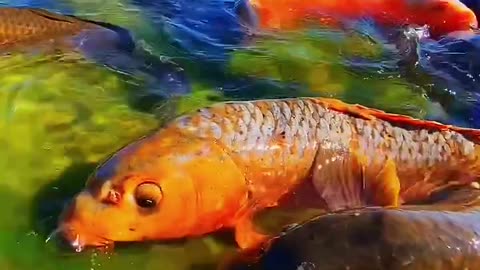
top-left (57, 97), bottom-right (480, 252)
top-left (248, 0), bottom-right (478, 38)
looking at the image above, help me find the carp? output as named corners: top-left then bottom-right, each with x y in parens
top-left (56, 97), bottom-right (480, 252)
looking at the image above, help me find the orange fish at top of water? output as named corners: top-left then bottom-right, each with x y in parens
top-left (57, 97), bottom-right (480, 252)
top-left (247, 0), bottom-right (478, 38)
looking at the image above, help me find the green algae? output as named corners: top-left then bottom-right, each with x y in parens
top-left (176, 83), bottom-right (224, 114)
top-left (0, 44), bottom-right (230, 270)
top-left (229, 29), bottom-right (430, 118)
top-left (0, 53), bottom-right (216, 270)
top-left (0, 54), bottom-right (157, 190)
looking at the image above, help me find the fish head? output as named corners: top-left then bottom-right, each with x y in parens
top-left (404, 0), bottom-right (478, 37)
top-left (57, 130), bottom-right (248, 251)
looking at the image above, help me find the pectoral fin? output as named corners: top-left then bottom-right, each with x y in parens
top-left (311, 147), bottom-right (367, 211)
top-left (368, 158), bottom-right (401, 207)
top-left (234, 214), bottom-right (270, 251)
top-left (312, 147), bottom-right (402, 211)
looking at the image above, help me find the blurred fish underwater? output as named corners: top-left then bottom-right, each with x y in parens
top-left (0, 6), bottom-right (191, 112)
top-left (225, 187), bottom-right (480, 270)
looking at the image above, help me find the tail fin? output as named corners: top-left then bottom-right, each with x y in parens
top-left (69, 22), bottom-right (191, 111)
top-left (70, 16), bottom-right (136, 53)
top-left (123, 48), bottom-right (191, 113)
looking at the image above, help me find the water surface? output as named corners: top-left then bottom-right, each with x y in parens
top-left (0, 1), bottom-right (477, 269)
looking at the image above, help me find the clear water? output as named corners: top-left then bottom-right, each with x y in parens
top-left (0, 0), bottom-right (478, 269)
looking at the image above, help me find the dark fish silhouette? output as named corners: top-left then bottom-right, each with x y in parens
top-left (226, 186), bottom-right (480, 270)
top-left (0, 7), bottom-right (190, 106)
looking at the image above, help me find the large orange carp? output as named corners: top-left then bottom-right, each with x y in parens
top-left (56, 97), bottom-right (480, 252)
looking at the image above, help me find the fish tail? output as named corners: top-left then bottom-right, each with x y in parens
top-left (137, 51), bottom-right (191, 97)
top-left (121, 47), bottom-right (190, 113)
top-left (67, 14), bottom-right (191, 102)
top-left (73, 17), bottom-right (136, 52)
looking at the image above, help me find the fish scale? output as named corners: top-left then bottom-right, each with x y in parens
top-left (172, 97), bottom-right (480, 204)
top-left (0, 8), bottom-right (93, 45)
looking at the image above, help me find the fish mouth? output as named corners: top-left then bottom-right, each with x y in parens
top-left (48, 225), bottom-right (114, 253)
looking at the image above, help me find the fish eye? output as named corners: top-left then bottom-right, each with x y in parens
top-left (134, 182), bottom-right (162, 209)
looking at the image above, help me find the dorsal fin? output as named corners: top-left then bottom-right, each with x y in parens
top-left (306, 97), bottom-right (480, 144)
top-left (27, 8), bottom-right (79, 24)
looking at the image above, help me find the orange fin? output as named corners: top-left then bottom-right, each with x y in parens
top-left (234, 215), bottom-right (270, 250)
top-left (367, 158), bottom-right (401, 207)
top-left (276, 176), bottom-right (328, 210)
top-left (312, 147), bottom-right (402, 211)
top-left (313, 97), bottom-right (377, 121)
top-left (311, 146), bottom-right (367, 211)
